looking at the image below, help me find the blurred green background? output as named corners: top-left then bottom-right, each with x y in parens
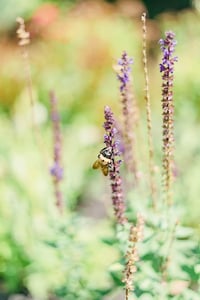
top-left (0, 0), bottom-right (200, 299)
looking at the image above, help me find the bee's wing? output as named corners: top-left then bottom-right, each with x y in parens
top-left (101, 165), bottom-right (109, 176)
top-left (92, 159), bottom-right (100, 169)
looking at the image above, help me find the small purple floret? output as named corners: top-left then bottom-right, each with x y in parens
top-left (50, 163), bottom-right (63, 181)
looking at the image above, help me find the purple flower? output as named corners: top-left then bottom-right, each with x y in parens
top-left (49, 91), bottom-right (63, 212)
top-left (159, 31), bottom-right (177, 205)
top-left (159, 31), bottom-right (178, 74)
top-left (117, 51), bottom-right (133, 92)
top-left (103, 106), bottom-right (127, 225)
top-left (50, 163), bottom-right (63, 181)
top-left (116, 52), bottom-right (138, 182)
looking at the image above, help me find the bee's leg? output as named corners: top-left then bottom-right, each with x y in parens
top-left (108, 160), bottom-right (114, 172)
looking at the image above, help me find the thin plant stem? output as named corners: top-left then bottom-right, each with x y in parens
top-left (161, 220), bottom-right (179, 282)
top-left (141, 12), bottom-right (157, 209)
top-left (16, 17), bottom-right (48, 169)
top-left (125, 288), bottom-right (129, 300)
top-left (123, 214), bottom-right (144, 296)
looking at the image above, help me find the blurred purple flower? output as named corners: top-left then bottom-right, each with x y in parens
top-left (117, 51), bottom-right (133, 92)
top-left (50, 162), bottom-right (63, 181)
top-left (49, 91), bottom-right (64, 212)
top-left (116, 51), bottom-right (138, 182)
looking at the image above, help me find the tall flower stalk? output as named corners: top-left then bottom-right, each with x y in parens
top-left (116, 52), bottom-right (139, 183)
top-left (16, 17), bottom-right (47, 167)
top-left (141, 13), bottom-right (157, 209)
top-left (50, 91), bottom-right (64, 213)
top-left (103, 106), bottom-right (127, 224)
top-left (16, 17), bottom-right (32, 106)
top-left (159, 31), bottom-right (177, 205)
top-left (123, 214), bottom-right (144, 299)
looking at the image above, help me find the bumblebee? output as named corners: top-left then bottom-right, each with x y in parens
top-left (92, 147), bottom-right (113, 176)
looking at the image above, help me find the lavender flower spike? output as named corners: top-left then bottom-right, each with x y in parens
top-left (50, 91), bottom-right (64, 212)
top-left (116, 51), bottom-right (139, 182)
top-left (104, 106), bottom-right (127, 225)
top-left (117, 51), bottom-right (133, 92)
top-left (159, 31), bottom-right (178, 73)
top-left (159, 31), bottom-right (177, 205)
